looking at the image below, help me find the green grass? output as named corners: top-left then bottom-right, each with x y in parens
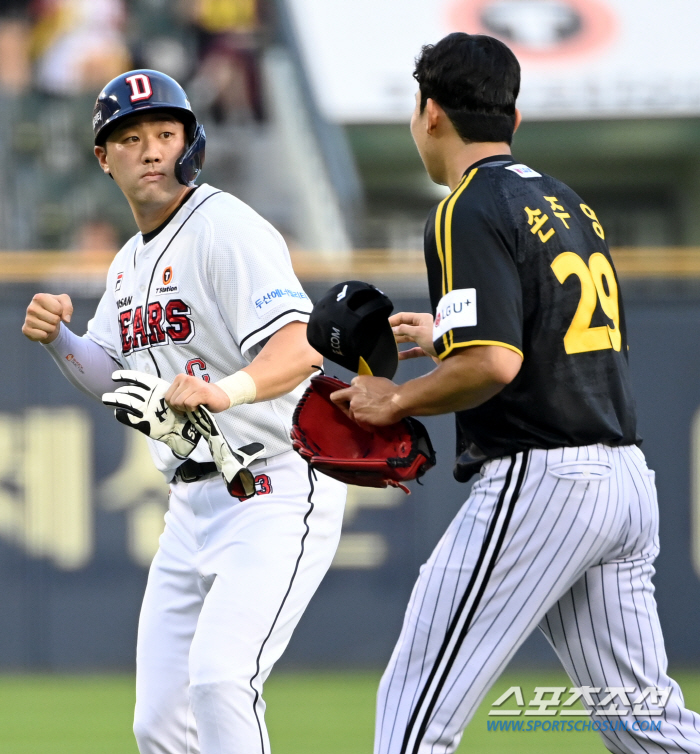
top-left (2, 669), bottom-right (700, 753)
top-left (0, 675), bottom-right (138, 754)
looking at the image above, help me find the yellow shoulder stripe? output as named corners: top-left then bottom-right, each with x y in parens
top-left (444, 168), bottom-right (478, 293)
top-left (435, 171), bottom-right (475, 298)
top-left (438, 339), bottom-right (524, 360)
top-left (434, 170), bottom-right (478, 351)
top-left (434, 190), bottom-right (452, 299)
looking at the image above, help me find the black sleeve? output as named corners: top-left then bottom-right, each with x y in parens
top-left (427, 175), bottom-right (523, 361)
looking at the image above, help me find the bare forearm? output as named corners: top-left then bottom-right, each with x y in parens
top-left (331, 345), bottom-right (523, 427)
top-left (243, 322), bottom-right (321, 402)
top-left (394, 360), bottom-right (506, 417)
top-left (168, 322), bottom-right (319, 413)
top-left (243, 353), bottom-right (318, 401)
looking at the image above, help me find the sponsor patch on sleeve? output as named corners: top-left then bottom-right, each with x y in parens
top-left (251, 285), bottom-right (310, 318)
top-left (505, 164), bottom-right (542, 178)
top-left (433, 288), bottom-right (477, 340)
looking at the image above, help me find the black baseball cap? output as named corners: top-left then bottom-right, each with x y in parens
top-left (307, 281), bottom-right (399, 379)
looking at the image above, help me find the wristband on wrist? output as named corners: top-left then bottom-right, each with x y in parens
top-left (216, 371), bottom-right (257, 409)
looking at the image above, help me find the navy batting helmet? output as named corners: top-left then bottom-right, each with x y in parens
top-left (92, 69), bottom-right (205, 187)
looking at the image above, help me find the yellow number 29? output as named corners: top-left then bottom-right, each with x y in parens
top-left (551, 251), bottom-right (621, 355)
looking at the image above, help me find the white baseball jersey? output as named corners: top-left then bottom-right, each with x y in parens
top-left (86, 184), bottom-right (313, 480)
top-left (79, 183), bottom-right (346, 754)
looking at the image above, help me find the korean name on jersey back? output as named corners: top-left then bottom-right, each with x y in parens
top-left (119, 298), bottom-right (194, 355)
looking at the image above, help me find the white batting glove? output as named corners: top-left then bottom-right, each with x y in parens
top-left (187, 405), bottom-right (266, 498)
top-left (102, 370), bottom-right (201, 459)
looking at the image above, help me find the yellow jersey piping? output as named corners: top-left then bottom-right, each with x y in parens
top-left (438, 339), bottom-right (524, 360)
top-left (444, 168), bottom-right (478, 295)
top-left (435, 169), bottom-right (478, 351)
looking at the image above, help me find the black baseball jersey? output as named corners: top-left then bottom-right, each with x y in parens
top-left (425, 155), bottom-right (639, 463)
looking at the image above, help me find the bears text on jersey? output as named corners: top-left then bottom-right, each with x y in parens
top-left (119, 298), bottom-right (194, 355)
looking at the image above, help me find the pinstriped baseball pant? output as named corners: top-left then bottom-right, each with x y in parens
top-left (375, 444), bottom-right (700, 754)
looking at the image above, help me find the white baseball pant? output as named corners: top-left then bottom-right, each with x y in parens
top-left (133, 450), bottom-right (346, 754)
top-left (376, 444), bottom-right (700, 754)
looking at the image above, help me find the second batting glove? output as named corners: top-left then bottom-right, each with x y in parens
top-left (187, 405), bottom-right (265, 498)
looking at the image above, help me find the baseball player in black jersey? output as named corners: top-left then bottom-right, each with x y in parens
top-left (333, 33), bottom-right (700, 754)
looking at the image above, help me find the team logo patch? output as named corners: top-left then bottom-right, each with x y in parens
top-left (125, 73), bottom-right (153, 102)
top-left (153, 267), bottom-right (178, 295)
top-left (505, 164), bottom-right (542, 179)
top-left (115, 272), bottom-right (123, 292)
top-left (433, 288), bottom-right (477, 340)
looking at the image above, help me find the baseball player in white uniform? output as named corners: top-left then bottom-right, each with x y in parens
top-left (334, 34), bottom-right (700, 754)
top-left (22, 69), bottom-right (346, 754)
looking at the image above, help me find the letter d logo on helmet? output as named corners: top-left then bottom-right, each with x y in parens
top-left (92, 69), bottom-right (205, 187)
top-left (125, 73), bottom-right (153, 102)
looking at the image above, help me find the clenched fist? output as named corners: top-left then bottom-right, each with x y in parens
top-left (22, 293), bottom-right (74, 344)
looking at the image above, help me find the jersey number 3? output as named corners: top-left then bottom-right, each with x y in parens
top-left (551, 252), bottom-right (621, 355)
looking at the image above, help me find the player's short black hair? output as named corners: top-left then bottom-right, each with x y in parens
top-left (413, 33), bottom-right (520, 144)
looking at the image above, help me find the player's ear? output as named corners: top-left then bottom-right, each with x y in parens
top-left (513, 108), bottom-right (522, 134)
top-left (94, 145), bottom-right (113, 179)
top-left (94, 145), bottom-right (108, 171)
top-left (425, 98), bottom-right (442, 135)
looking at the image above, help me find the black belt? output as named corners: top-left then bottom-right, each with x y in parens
top-left (174, 459), bottom-right (219, 483)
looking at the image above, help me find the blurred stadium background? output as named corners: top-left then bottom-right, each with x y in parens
top-left (2, 0), bottom-right (700, 751)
